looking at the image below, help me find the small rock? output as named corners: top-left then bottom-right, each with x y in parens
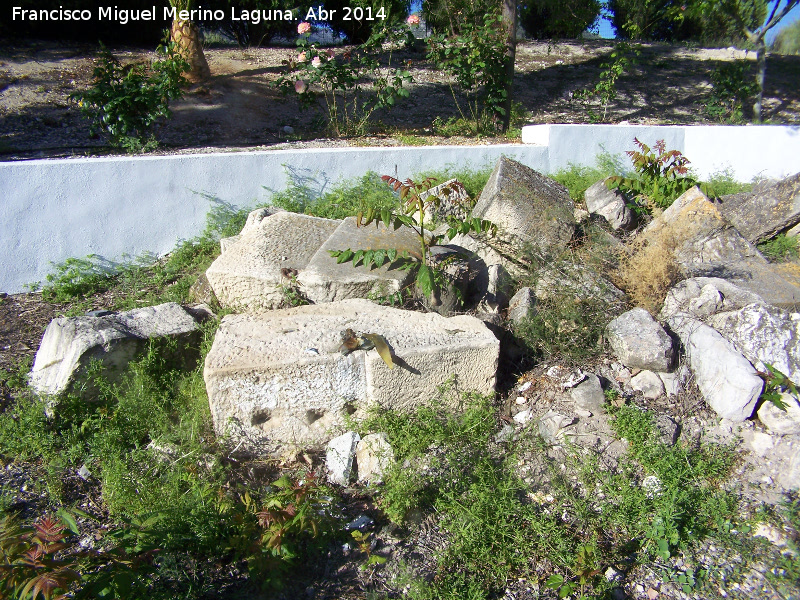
top-left (575, 408), bottom-right (593, 418)
top-left (508, 287), bottom-right (536, 324)
top-left (538, 411), bottom-right (575, 443)
top-left (655, 414), bottom-right (679, 446)
top-left (77, 464), bottom-right (91, 480)
top-left (326, 431), bottom-right (360, 486)
top-left (494, 423), bottom-right (515, 443)
top-left (282, 125), bottom-right (294, 134)
top-left (659, 371), bottom-right (680, 397)
top-left (513, 410), bottom-right (533, 424)
top-left (561, 369), bottom-right (587, 389)
top-left (515, 396), bottom-right (527, 405)
top-left (570, 373), bottom-right (605, 414)
top-left (345, 514), bottom-right (373, 531)
top-left (642, 475), bottom-right (663, 498)
top-left (758, 396), bottom-right (800, 435)
top-left (630, 370), bottom-right (666, 399)
top-left (606, 308), bottom-right (674, 372)
top-left (605, 567), bottom-right (622, 584)
top-left (356, 432), bottom-right (394, 485)
top-left (518, 381), bottom-right (532, 392)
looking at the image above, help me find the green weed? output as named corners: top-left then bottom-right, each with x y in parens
top-left (758, 233), bottom-right (800, 262)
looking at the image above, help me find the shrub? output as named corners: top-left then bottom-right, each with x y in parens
top-left (72, 44), bottom-right (188, 152)
top-left (771, 16), bottom-right (800, 55)
top-left (758, 233), bottom-right (800, 262)
top-left (705, 60), bottom-right (759, 123)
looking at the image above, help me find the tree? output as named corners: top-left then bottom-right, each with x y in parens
top-left (501, 0), bottom-right (517, 132)
top-left (701, 0), bottom-right (800, 122)
top-left (519, 0), bottom-right (602, 39)
top-left (168, 0), bottom-right (210, 82)
top-left (772, 15), bottom-right (800, 53)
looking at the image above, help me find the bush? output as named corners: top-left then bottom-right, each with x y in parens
top-left (706, 60), bottom-right (759, 123)
top-left (772, 17), bottom-right (800, 54)
top-left (520, 0), bottom-right (602, 39)
top-left (72, 44), bottom-right (188, 152)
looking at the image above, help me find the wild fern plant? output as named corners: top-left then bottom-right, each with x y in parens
top-left (328, 175), bottom-right (495, 301)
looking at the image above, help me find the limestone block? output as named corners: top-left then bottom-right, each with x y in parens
top-left (660, 277), bottom-right (765, 321)
top-left (356, 432), bottom-right (394, 484)
top-left (757, 395), bottom-right (800, 436)
top-left (206, 211), bottom-right (340, 311)
top-left (716, 172), bottom-right (800, 243)
top-left (630, 370), bottom-right (666, 399)
top-left (417, 178), bottom-right (471, 224)
top-left (570, 373), bottom-right (605, 415)
top-left (584, 179), bottom-right (635, 230)
top-left (203, 299), bottom-right (499, 450)
top-left (508, 287), bottom-right (536, 324)
top-left (297, 217), bottom-right (421, 304)
top-left (606, 308), bottom-right (674, 372)
top-left (326, 431), bottom-right (360, 485)
top-left (667, 314), bottom-right (763, 422)
top-left (471, 157), bottom-right (575, 255)
top-left (30, 303), bottom-right (199, 397)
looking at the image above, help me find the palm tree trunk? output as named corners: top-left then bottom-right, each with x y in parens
top-left (171, 18), bottom-right (210, 83)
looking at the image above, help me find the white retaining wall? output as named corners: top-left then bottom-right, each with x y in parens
top-left (2, 124), bottom-right (799, 293)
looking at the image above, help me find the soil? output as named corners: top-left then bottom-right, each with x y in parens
top-left (2, 38), bottom-right (800, 159)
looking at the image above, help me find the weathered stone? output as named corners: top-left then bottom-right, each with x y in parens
top-left (297, 217), bottom-right (421, 304)
top-left (188, 272), bottom-right (218, 306)
top-left (538, 411), bottom-right (576, 444)
top-left (630, 370), bottom-right (665, 399)
top-left (419, 246), bottom-right (470, 316)
top-left (476, 264), bottom-right (512, 313)
top-left (715, 172), bottom-right (800, 243)
top-left (584, 179), bottom-right (635, 230)
top-left (641, 187), bottom-right (800, 307)
top-left (203, 299), bottom-right (499, 450)
top-left (508, 287), bottom-right (536, 324)
top-left (660, 277), bottom-right (765, 320)
top-left (757, 396), bottom-right (800, 436)
top-left (30, 303), bottom-right (200, 397)
top-left (417, 178), bottom-right (471, 224)
top-left (606, 308), bottom-right (674, 372)
top-left (471, 156), bottom-right (575, 255)
top-left (206, 211), bottom-right (340, 310)
top-left (655, 414), bottom-right (679, 445)
top-left (570, 373), bottom-right (605, 414)
top-left (707, 302), bottom-right (800, 384)
top-left (356, 432), bottom-right (394, 484)
top-left (658, 372), bottom-right (680, 397)
top-left (326, 431), bottom-right (360, 486)
top-left (667, 314), bottom-right (763, 421)
top-left (219, 206), bottom-right (286, 254)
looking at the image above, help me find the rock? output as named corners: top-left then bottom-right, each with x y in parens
top-left (513, 410), bottom-right (533, 424)
top-left (30, 302), bottom-right (200, 397)
top-left (417, 178), bottom-right (471, 224)
top-left (660, 277), bottom-right (765, 320)
top-left (654, 414), bottom-right (679, 445)
top-left (715, 172), bottom-right (800, 243)
top-left (779, 439), bottom-right (800, 490)
top-left (757, 396), bottom-right (800, 435)
top-left (658, 371), bottom-right (680, 397)
top-left (356, 432), bottom-right (394, 484)
top-left (203, 299), bottom-right (499, 450)
top-left (667, 314), bottom-right (763, 421)
top-left (471, 156), bottom-right (575, 256)
top-left (570, 373), bottom-right (605, 414)
top-left (326, 431), bottom-right (360, 485)
top-left (584, 178), bottom-right (635, 230)
top-left (219, 206), bottom-right (286, 253)
top-left (606, 308), bottom-right (674, 372)
top-left (508, 287), bottom-right (536, 324)
top-left (630, 370), bottom-right (665, 399)
top-left (538, 411), bottom-right (575, 443)
top-left (188, 272), bottom-right (218, 305)
top-left (534, 262), bottom-right (625, 305)
top-left (707, 302), bottom-right (800, 384)
top-left (297, 217), bottom-right (421, 304)
top-left (418, 245), bottom-right (470, 316)
top-left (642, 475), bottom-right (662, 498)
top-left (206, 211), bottom-right (340, 310)
top-left (753, 523), bottom-right (791, 548)
top-left (641, 187), bottom-right (800, 307)
top-left (476, 264), bottom-right (511, 313)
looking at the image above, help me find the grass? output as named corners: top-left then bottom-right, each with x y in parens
top-left (759, 233), bottom-right (800, 262)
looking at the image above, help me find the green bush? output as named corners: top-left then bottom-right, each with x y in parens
top-left (772, 17), bottom-right (800, 54)
top-left (758, 233), bottom-right (800, 262)
top-left (520, 0), bottom-right (602, 39)
top-left (706, 60), bottom-right (759, 123)
top-left (73, 44), bottom-right (188, 152)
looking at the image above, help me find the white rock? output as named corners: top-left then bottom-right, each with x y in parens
top-left (508, 287), bottom-right (536, 324)
top-left (753, 523), bottom-right (789, 548)
top-left (667, 314), bottom-right (763, 421)
top-left (513, 410), bottom-right (532, 424)
top-left (204, 299), bottom-right (499, 450)
top-left (630, 370), bottom-right (666, 399)
top-left (30, 303), bottom-right (199, 397)
top-left (538, 411), bottom-right (575, 443)
top-left (356, 432), bottom-right (394, 484)
top-left (570, 373), bottom-right (605, 414)
top-left (606, 308), bottom-right (674, 372)
top-left (758, 396), bottom-right (800, 435)
top-left (658, 372), bottom-right (680, 397)
top-left (584, 178), bottom-right (635, 230)
top-left (660, 278), bottom-right (765, 320)
top-left (206, 211), bottom-right (340, 310)
top-left (747, 431), bottom-right (775, 457)
top-left (327, 431), bottom-right (360, 486)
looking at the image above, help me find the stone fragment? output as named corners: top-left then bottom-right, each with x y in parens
top-left (476, 264), bottom-right (512, 313)
top-left (715, 172), bottom-right (800, 243)
top-left (630, 370), bottom-right (665, 399)
top-left (30, 303), bottom-right (200, 397)
top-left (356, 432), bottom-right (394, 484)
top-left (757, 396), bottom-right (800, 435)
top-left (417, 178), bottom-right (471, 224)
top-left (660, 277), bottom-right (765, 320)
top-left (534, 263), bottom-right (625, 305)
top-left (606, 308), bottom-right (674, 372)
top-left (584, 178), bottom-right (635, 230)
top-left (508, 287), bottom-right (536, 324)
top-left (418, 245), bottom-right (471, 316)
top-left (570, 373), bottom-right (605, 414)
top-left (707, 302), bottom-right (800, 384)
top-left (297, 217), bottom-right (421, 304)
top-left (667, 314), bottom-right (763, 421)
top-left (471, 156), bottom-right (575, 255)
top-left (538, 411), bottom-right (575, 443)
top-left (203, 299), bottom-right (499, 450)
top-left (206, 211), bottom-right (340, 310)
top-left (327, 431), bottom-right (360, 486)
top-left (658, 371), bottom-right (680, 397)
top-left (654, 414), bottom-right (679, 446)
top-left (188, 272), bottom-right (218, 305)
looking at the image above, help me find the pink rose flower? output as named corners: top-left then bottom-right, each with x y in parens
top-left (297, 21), bottom-right (311, 35)
top-left (406, 14), bottom-right (420, 25)
top-left (311, 56), bottom-right (322, 68)
top-left (295, 80), bottom-right (308, 93)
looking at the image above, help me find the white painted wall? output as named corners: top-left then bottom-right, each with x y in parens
top-left (3, 124), bottom-right (799, 293)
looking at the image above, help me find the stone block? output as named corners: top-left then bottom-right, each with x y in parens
top-left (584, 178), bottom-right (635, 230)
top-left (606, 308), bottom-right (674, 372)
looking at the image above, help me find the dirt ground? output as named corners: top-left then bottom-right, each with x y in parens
top-left (1, 37), bottom-right (799, 160)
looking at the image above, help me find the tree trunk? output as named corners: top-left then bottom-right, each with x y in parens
top-left (753, 37), bottom-right (766, 124)
top-left (500, 0), bottom-right (517, 133)
top-left (171, 18), bottom-right (210, 83)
